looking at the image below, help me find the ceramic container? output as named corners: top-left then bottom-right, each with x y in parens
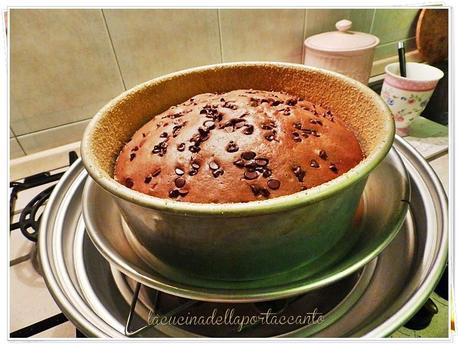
top-left (381, 62), bottom-right (444, 136)
top-left (304, 19), bottom-right (379, 85)
top-left (81, 62), bottom-right (394, 282)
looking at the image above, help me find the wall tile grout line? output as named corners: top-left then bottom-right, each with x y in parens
top-left (13, 136), bottom-right (27, 156)
top-left (217, 9), bottom-right (224, 63)
top-left (378, 36), bottom-right (417, 47)
top-left (100, 9), bottom-right (127, 91)
top-left (11, 125), bottom-right (27, 156)
top-left (369, 9), bottom-right (377, 33)
top-left (15, 118), bottom-right (91, 139)
top-left (300, 9), bottom-right (307, 63)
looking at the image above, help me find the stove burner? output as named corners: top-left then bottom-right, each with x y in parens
top-left (10, 151), bottom-right (79, 241)
top-left (10, 171), bottom-right (63, 232)
top-left (19, 186), bottom-right (54, 242)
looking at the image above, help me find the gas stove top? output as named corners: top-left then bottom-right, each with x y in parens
top-left (9, 129), bottom-right (450, 338)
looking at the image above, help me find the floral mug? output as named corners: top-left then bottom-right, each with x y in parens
top-left (381, 62), bottom-right (444, 136)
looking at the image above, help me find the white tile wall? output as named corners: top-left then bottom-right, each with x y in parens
top-left (9, 8), bottom-right (424, 157)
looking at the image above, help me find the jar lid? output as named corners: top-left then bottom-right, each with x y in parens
top-left (305, 19), bottom-right (379, 52)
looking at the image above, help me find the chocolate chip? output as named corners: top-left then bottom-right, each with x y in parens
top-left (160, 132), bottom-right (168, 138)
top-left (212, 168), bottom-right (224, 178)
top-left (249, 183), bottom-right (270, 198)
top-left (152, 168), bottom-right (161, 177)
top-left (329, 163), bottom-right (338, 173)
top-left (319, 150), bottom-right (328, 160)
top-left (310, 119), bottom-right (323, 126)
top-left (244, 161), bottom-right (257, 169)
top-left (262, 169), bottom-right (272, 178)
top-left (208, 161), bottom-right (219, 170)
top-left (292, 165), bottom-right (305, 182)
top-left (190, 133), bottom-right (202, 143)
top-left (242, 124), bottom-right (254, 135)
top-left (267, 179), bottom-right (280, 190)
top-left (129, 153), bottom-right (136, 161)
top-left (132, 146), bottom-right (139, 151)
top-left (292, 132), bottom-right (302, 142)
top-left (142, 133), bottom-right (146, 138)
top-left (191, 162), bottom-right (200, 170)
top-left (189, 145), bottom-right (201, 153)
top-left (226, 141), bottom-right (239, 153)
top-left (286, 99), bottom-right (298, 106)
top-left (265, 133), bottom-right (275, 141)
top-left (324, 110), bottom-right (335, 122)
top-left (241, 151), bottom-right (256, 160)
top-left (169, 189), bottom-right (180, 198)
top-left (189, 169), bottom-right (198, 176)
top-left (250, 184), bottom-right (261, 196)
top-left (144, 175), bottom-right (152, 184)
top-left (271, 100), bottom-right (282, 106)
top-left (260, 188), bottom-right (271, 198)
top-left (233, 159), bottom-right (245, 168)
top-left (219, 118), bottom-right (246, 130)
top-left (178, 189), bottom-right (189, 197)
top-left (293, 122), bottom-right (302, 130)
top-left (261, 120), bottom-right (276, 130)
top-left (222, 101), bottom-right (238, 110)
top-left (175, 177), bottom-right (186, 188)
top-left (198, 127), bottom-right (209, 138)
top-left (172, 125), bottom-right (183, 137)
top-left (152, 140), bottom-right (168, 156)
top-left (175, 167), bottom-right (185, 176)
top-left (177, 143), bottom-right (185, 151)
top-left (310, 160), bottom-right (320, 168)
top-left (281, 108), bottom-right (291, 116)
top-left (125, 178), bottom-right (134, 188)
top-left (255, 158), bottom-right (269, 166)
top-left (167, 112), bottom-right (184, 119)
top-left (234, 121), bottom-right (245, 129)
top-left (203, 120), bottom-right (215, 129)
top-left (249, 98), bottom-right (260, 107)
top-left (244, 170), bottom-right (259, 180)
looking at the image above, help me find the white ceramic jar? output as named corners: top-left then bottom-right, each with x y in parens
top-left (304, 19), bottom-right (380, 85)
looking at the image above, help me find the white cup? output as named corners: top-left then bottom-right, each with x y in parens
top-left (381, 62), bottom-right (444, 136)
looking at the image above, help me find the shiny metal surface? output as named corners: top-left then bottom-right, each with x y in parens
top-left (39, 136), bottom-right (448, 337)
top-left (82, 147), bottom-right (408, 301)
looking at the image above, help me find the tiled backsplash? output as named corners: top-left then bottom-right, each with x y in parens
top-left (9, 8), bottom-right (421, 158)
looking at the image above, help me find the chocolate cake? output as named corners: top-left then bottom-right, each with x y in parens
top-left (113, 89), bottom-right (364, 203)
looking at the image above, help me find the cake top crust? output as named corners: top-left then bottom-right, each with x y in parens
top-left (114, 89), bottom-right (363, 203)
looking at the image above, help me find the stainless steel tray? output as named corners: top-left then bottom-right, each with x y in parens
top-left (39, 137), bottom-right (448, 337)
